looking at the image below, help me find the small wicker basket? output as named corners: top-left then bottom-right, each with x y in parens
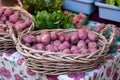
top-left (0, 6), bottom-right (34, 52)
top-left (15, 24), bottom-right (115, 75)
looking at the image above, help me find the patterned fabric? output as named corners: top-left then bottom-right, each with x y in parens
top-left (0, 51), bottom-right (119, 80)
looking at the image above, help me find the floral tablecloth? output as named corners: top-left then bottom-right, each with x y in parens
top-left (0, 50), bottom-right (120, 80)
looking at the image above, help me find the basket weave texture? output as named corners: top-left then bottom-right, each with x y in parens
top-left (15, 25), bottom-right (115, 75)
top-left (0, 6), bottom-right (34, 52)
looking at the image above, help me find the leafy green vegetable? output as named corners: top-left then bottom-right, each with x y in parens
top-left (22, 0), bottom-right (64, 14)
top-left (105, 0), bottom-right (120, 7)
top-left (33, 10), bottom-right (75, 30)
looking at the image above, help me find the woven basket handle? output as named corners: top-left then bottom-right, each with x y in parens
top-left (99, 24), bottom-right (116, 45)
top-left (8, 26), bottom-right (19, 45)
top-left (17, 0), bottom-right (23, 8)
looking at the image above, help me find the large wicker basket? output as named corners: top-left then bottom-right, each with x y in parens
top-left (0, 6), bottom-right (34, 52)
top-left (15, 24), bottom-right (115, 75)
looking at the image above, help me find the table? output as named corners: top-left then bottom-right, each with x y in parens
top-left (0, 50), bottom-right (120, 80)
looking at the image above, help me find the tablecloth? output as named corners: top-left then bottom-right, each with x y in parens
top-left (0, 50), bottom-right (120, 80)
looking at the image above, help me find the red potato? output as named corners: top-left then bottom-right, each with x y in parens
top-left (58, 44), bottom-right (66, 51)
top-left (85, 39), bottom-right (91, 44)
top-left (25, 43), bottom-right (31, 47)
top-left (4, 8), bottom-right (12, 16)
top-left (78, 29), bottom-right (88, 40)
top-left (37, 32), bottom-right (51, 45)
top-left (72, 48), bottom-right (80, 54)
top-left (88, 42), bottom-right (98, 48)
top-left (88, 32), bottom-right (99, 41)
top-left (58, 34), bottom-right (65, 42)
top-left (80, 48), bottom-right (88, 54)
top-left (77, 40), bottom-right (87, 49)
top-left (71, 46), bottom-right (78, 52)
top-left (31, 45), bottom-right (37, 49)
top-left (81, 26), bottom-right (91, 32)
top-left (63, 49), bottom-right (72, 54)
top-left (72, 15), bottom-right (79, 24)
top-left (14, 20), bottom-right (26, 31)
top-left (63, 41), bottom-right (71, 49)
top-left (75, 23), bottom-right (82, 29)
top-left (9, 12), bottom-right (20, 23)
top-left (50, 31), bottom-right (58, 40)
top-left (70, 32), bottom-right (79, 44)
top-left (65, 35), bottom-right (71, 41)
top-left (88, 47), bottom-right (97, 53)
top-left (46, 44), bottom-right (55, 52)
top-left (0, 20), bottom-right (4, 24)
top-left (36, 43), bottom-right (45, 50)
top-left (0, 7), bottom-right (5, 16)
top-left (79, 12), bottom-right (87, 19)
top-left (5, 20), bottom-right (14, 26)
top-left (0, 15), bottom-right (7, 22)
top-left (53, 40), bottom-right (61, 47)
top-left (94, 26), bottom-right (102, 32)
top-left (24, 18), bottom-right (32, 27)
top-left (23, 35), bottom-right (36, 43)
top-left (53, 46), bottom-right (59, 52)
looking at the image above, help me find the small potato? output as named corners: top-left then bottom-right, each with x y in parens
top-left (78, 29), bottom-right (88, 40)
top-left (14, 20), bottom-right (26, 31)
top-left (31, 45), bottom-right (37, 49)
top-left (23, 35), bottom-right (36, 43)
top-left (58, 44), bottom-right (66, 51)
top-left (24, 18), bottom-right (32, 27)
top-left (37, 32), bottom-right (51, 45)
top-left (58, 34), bottom-right (65, 42)
top-left (0, 15), bottom-right (7, 22)
top-left (88, 32), bottom-right (99, 41)
top-left (25, 43), bottom-right (31, 47)
top-left (65, 35), bottom-right (71, 42)
top-left (53, 40), bottom-right (61, 47)
top-left (63, 49), bottom-right (72, 54)
top-left (53, 46), bottom-right (59, 52)
top-left (81, 26), bottom-right (91, 32)
top-left (50, 31), bottom-right (58, 40)
top-left (88, 42), bottom-right (98, 48)
top-left (63, 41), bottom-right (71, 49)
top-left (79, 12), bottom-right (87, 19)
top-left (36, 43), bottom-right (45, 50)
top-left (88, 47), bottom-right (97, 53)
top-left (77, 40), bottom-right (87, 49)
top-left (85, 39), bottom-right (91, 44)
top-left (71, 46), bottom-right (78, 52)
top-left (72, 49), bottom-right (80, 54)
top-left (70, 32), bottom-right (79, 44)
top-left (4, 8), bottom-right (12, 16)
top-left (80, 48), bottom-right (88, 54)
top-left (46, 44), bottom-right (55, 52)
top-left (5, 20), bottom-right (14, 26)
top-left (9, 12), bottom-right (20, 23)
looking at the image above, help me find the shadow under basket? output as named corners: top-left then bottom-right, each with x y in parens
top-left (0, 6), bottom-right (34, 52)
top-left (15, 25), bottom-right (115, 75)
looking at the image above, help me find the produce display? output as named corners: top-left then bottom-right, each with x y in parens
top-left (0, 7), bottom-right (33, 32)
top-left (33, 10), bottom-right (87, 30)
top-left (22, 28), bottom-right (100, 54)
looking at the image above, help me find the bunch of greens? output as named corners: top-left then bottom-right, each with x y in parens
top-left (22, 0), bottom-right (64, 14)
top-left (33, 10), bottom-right (75, 30)
top-left (105, 0), bottom-right (120, 7)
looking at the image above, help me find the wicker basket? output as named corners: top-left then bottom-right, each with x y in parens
top-left (15, 24), bottom-right (115, 75)
top-left (0, 6), bottom-right (34, 52)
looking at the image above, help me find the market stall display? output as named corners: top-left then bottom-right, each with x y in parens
top-left (0, 6), bottom-right (34, 52)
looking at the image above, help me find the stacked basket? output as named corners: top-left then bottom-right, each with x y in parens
top-left (0, 6), bottom-right (34, 52)
top-left (13, 24), bottom-right (115, 75)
